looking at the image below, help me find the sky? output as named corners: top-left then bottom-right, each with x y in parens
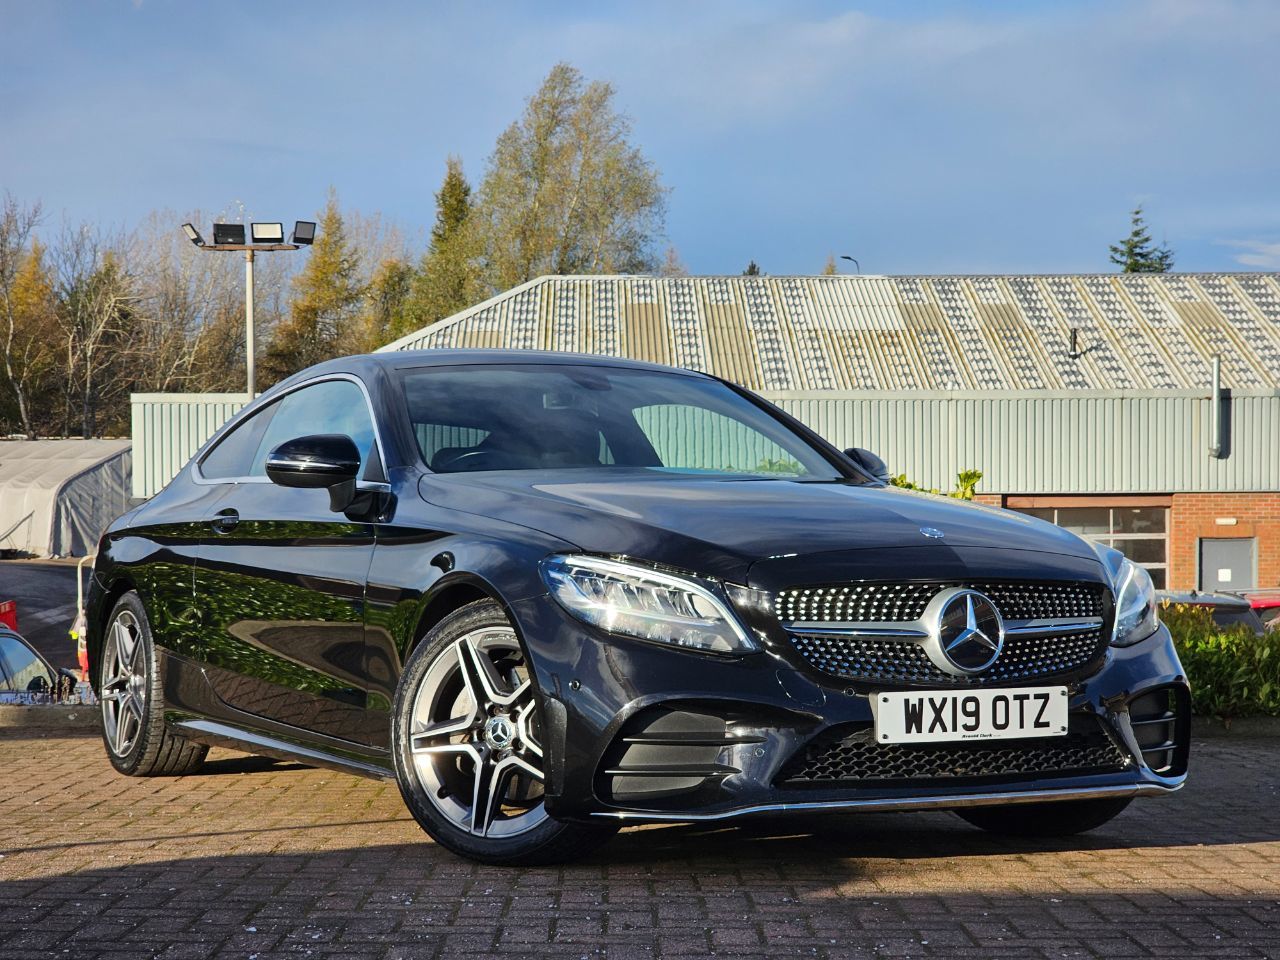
top-left (2, 0), bottom-right (1278, 275)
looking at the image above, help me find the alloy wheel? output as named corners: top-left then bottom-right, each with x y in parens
top-left (408, 628), bottom-right (547, 838)
top-left (101, 610), bottom-right (147, 756)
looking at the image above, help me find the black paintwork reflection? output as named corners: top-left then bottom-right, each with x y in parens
top-left (194, 484), bottom-right (378, 744)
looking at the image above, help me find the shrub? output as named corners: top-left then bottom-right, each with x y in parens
top-left (1161, 603), bottom-right (1280, 720)
top-left (889, 469), bottom-right (984, 501)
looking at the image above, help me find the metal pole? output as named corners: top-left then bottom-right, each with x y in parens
top-left (1208, 354), bottom-right (1222, 458)
top-left (245, 249), bottom-right (255, 398)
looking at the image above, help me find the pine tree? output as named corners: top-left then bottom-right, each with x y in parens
top-left (404, 158), bottom-right (484, 334)
top-left (262, 190), bottom-right (364, 384)
top-left (659, 246), bottom-right (688, 277)
top-left (1109, 206), bottom-right (1175, 273)
top-left (743, 260), bottom-right (761, 276)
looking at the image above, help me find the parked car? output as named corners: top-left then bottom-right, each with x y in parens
top-left (1157, 590), bottom-right (1267, 636)
top-left (0, 626), bottom-right (72, 703)
top-left (86, 351), bottom-right (1189, 865)
top-left (1236, 588), bottom-right (1280, 630)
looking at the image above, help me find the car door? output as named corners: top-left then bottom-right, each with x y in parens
top-left (193, 376), bottom-right (384, 745)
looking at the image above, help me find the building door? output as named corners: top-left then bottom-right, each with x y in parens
top-left (1198, 538), bottom-right (1256, 592)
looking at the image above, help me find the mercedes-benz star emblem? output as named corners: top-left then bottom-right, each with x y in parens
top-left (920, 587), bottom-right (1005, 676)
top-left (483, 715), bottom-right (515, 751)
top-left (919, 527), bottom-right (944, 539)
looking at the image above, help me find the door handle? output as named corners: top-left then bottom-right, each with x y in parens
top-left (210, 508), bottom-right (240, 534)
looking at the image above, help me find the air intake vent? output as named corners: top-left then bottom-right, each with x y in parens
top-left (780, 717), bottom-right (1128, 785)
top-left (1128, 686), bottom-right (1190, 777)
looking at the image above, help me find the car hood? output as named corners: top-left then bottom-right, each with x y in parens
top-left (419, 471), bottom-right (1103, 584)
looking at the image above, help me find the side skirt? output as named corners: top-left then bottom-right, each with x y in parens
top-left (173, 719), bottom-right (395, 782)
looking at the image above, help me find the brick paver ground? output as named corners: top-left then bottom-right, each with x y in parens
top-left (1, 727), bottom-right (1277, 959)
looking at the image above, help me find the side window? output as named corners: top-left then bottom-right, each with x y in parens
top-left (0, 635), bottom-right (52, 696)
top-left (633, 404), bottom-right (804, 475)
top-left (249, 379), bottom-right (379, 478)
top-left (200, 400), bottom-right (280, 480)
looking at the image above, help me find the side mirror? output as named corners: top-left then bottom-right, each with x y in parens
top-left (266, 434), bottom-right (361, 511)
top-left (844, 446), bottom-right (890, 483)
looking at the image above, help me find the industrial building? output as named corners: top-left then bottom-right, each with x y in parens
top-left (376, 273), bottom-right (1280, 592)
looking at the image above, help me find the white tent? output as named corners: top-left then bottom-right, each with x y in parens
top-left (0, 440), bottom-right (132, 557)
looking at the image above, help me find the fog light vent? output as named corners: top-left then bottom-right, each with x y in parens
top-left (1128, 686), bottom-right (1190, 777)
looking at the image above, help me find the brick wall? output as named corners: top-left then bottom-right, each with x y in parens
top-left (1169, 493), bottom-right (1280, 590)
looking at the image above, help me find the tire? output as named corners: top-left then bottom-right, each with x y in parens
top-left (955, 796), bottom-right (1132, 837)
top-left (391, 599), bottom-right (616, 865)
top-left (99, 592), bottom-right (208, 776)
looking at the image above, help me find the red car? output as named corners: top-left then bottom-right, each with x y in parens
top-left (1238, 589), bottom-right (1280, 630)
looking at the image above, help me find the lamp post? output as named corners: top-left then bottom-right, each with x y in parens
top-left (839, 255), bottom-right (861, 274)
top-left (182, 220), bottom-right (316, 397)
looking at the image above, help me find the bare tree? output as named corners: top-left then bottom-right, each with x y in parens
top-left (51, 222), bottom-right (140, 436)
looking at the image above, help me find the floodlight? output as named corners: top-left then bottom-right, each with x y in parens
top-left (213, 223), bottom-right (246, 245)
top-left (291, 220), bottom-right (316, 245)
top-left (250, 222), bottom-right (284, 244)
top-left (181, 223), bottom-right (205, 246)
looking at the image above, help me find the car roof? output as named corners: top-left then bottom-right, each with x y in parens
top-left (286, 349), bottom-right (710, 387)
top-left (1156, 590), bottom-right (1253, 610)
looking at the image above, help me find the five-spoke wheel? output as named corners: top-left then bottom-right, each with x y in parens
top-left (101, 609), bottom-right (147, 757)
top-left (409, 627), bottom-right (547, 838)
top-left (99, 592), bottom-right (207, 776)
top-left (392, 599), bottom-right (616, 865)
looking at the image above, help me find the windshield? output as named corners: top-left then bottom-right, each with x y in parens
top-left (400, 364), bottom-right (847, 479)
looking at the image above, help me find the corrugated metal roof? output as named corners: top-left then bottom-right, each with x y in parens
top-left (378, 274), bottom-right (1280, 392)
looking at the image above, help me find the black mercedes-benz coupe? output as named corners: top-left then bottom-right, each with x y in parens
top-left (87, 350), bottom-right (1189, 864)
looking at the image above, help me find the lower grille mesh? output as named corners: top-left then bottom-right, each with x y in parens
top-left (781, 723), bottom-right (1129, 784)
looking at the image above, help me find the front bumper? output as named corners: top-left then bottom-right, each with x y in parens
top-left (511, 595), bottom-right (1189, 824)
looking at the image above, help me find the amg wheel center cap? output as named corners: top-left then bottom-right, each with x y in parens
top-left (483, 715), bottom-right (516, 751)
top-left (921, 587), bottom-right (1005, 676)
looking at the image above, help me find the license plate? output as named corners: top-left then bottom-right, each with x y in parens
top-left (873, 687), bottom-right (1069, 744)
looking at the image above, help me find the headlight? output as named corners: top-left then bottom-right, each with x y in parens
top-left (539, 555), bottom-right (759, 655)
top-left (1093, 543), bottom-right (1159, 647)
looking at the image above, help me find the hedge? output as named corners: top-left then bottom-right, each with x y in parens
top-left (1161, 603), bottom-right (1280, 720)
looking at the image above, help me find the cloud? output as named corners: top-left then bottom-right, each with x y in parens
top-left (1221, 240), bottom-right (1280, 269)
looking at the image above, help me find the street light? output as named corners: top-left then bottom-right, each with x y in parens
top-left (291, 220), bottom-right (316, 245)
top-left (840, 255), bottom-right (861, 274)
top-left (250, 222), bottom-right (284, 244)
top-left (184, 218), bottom-right (311, 397)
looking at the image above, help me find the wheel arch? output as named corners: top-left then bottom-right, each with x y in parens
top-left (88, 573), bottom-right (140, 691)
top-left (409, 573), bottom-right (516, 658)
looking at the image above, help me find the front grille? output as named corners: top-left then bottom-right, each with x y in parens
top-left (780, 720), bottom-right (1129, 785)
top-left (790, 628), bottom-right (1105, 687)
top-left (776, 581), bottom-right (1104, 624)
top-left (778, 580), bottom-right (1110, 687)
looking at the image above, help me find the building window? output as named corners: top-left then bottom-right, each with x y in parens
top-left (1010, 503), bottom-right (1169, 589)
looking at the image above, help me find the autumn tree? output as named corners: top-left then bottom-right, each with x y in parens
top-left (404, 157), bottom-right (485, 334)
top-left (261, 191), bottom-right (365, 384)
top-left (474, 62), bottom-right (667, 291)
top-left (821, 254), bottom-right (838, 276)
top-left (0, 196), bottom-right (54, 436)
top-left (359, 256), bottom-right (415, 349)
top-left (1109, 206), bottom-right (1174, 273)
